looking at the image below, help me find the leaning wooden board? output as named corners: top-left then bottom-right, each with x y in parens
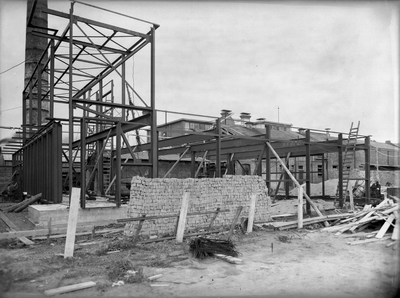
top-left (0, 211), bottom-right (34, 245)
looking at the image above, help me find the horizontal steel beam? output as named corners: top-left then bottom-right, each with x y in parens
top-left (43, 8), bottom-right (149, 39)
top-left (71, 113), bottom-right (151, 148)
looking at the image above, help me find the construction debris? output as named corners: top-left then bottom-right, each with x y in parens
top-left (320, 198), bottom-right (399, 243)
top-left (189, 237), bottom-right (239, 259)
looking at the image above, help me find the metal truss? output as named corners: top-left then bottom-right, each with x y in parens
top-left (17, 1), bottom-right (159, 207)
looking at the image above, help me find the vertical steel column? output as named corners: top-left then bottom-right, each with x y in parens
top-left (338, 133), bottom-right (343, 208)
top-left (97, 139), bottom-right (104, 195)
top-left (191, 151), bottom-right (196, 178)
top-left (365, 136), bottom-right (371, 204)
top-left (121, 55), bottom-right (126, 120)
top-left (68, 2), bottom-right (74, 198)
top-left (37, 63), bottom-right (42, 125)
top-left (49, 39), bottom-right (55, 118)
top-left (54, 123), bottom-right (62, 203)
top-left (215, 119), bottom-right (221, 178)
top-left (116, 121), bottom-right (122, 207)
top-left (22, 93), bottom-right (27, 144)
top-left (321, 154), bottom-right (325, 197)
top-left (80, 119), bottom-right (86, 208)
top-left (305, 129), bottom-right (311, 215)
top-left (265, 125), bottom-right (271, 190)
top-left (29, 80), bottom-right (33, 135)
top-left (150, 26), bottom-right (158, 178)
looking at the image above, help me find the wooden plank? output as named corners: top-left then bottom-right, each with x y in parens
top-left (297, 185), bottom-right (304, 229)
top-left (375, 213), bottom-right (395, 239)
top-left (208, 207), bottom-right (220, 231)
top-left (176, 192), bottom-right (190, 243)
top-left (214, 253), bottom-right (243, 264)
top-left (348, 185), bottom-right (354, 211)
top-left (227, 206), bottom-right (243, 240)
top-left (247, 194), bottom-right (257, 233)
top-left (64, 188), bottom-right (81, 258)
top-left (0, 210), bottom-right (34, 245)
top-left (271, 213), bottom-right (296, 218)
top-left (44, 281), bottom-right (96, 296)
top-left (265, 142), bottom-right (329, 227)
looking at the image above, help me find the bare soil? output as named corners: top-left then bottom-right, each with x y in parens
top-left (0, 225), bottom-right (399, 298)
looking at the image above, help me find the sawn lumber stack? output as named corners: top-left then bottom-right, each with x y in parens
top-left (320, 197), bottom-right (399, 241)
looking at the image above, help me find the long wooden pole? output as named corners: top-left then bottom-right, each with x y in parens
top-left (297, 185), bottom-right (304, 229)
top-left (265, 142), bottom-right (329, 227)
top-left (176, 192), bottom-right (190, 242)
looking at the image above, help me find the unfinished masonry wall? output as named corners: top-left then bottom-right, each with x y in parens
top-left (124, 175), bottom-right (271, 237)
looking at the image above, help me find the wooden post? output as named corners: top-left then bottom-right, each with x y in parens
top-left (134, 214), bottom-right (146, 243)
top-left (176, 192), bottom-right (190, 243)
top-left (265, 142), bottom-right (329, 227)
top-left (247, 194), bottom-right (257, 233)
top-left (47, 217), bottom-right (52, 244)
top-left (228, 206), bottom-right (243, 240)
top-left (207, 207), bottom-right (220, 231)
top-left (348, 183), bottom-right (354, 211)
top-left (64, 188), bottom-right (80, 258)
top-left (297, 185), bottom-right (304, 229)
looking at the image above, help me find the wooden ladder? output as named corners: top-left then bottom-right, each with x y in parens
top-left (338, 121), bottom-right (360, 205)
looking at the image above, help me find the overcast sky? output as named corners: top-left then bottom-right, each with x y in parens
top-left (0, 0), bottom-right (399, 144)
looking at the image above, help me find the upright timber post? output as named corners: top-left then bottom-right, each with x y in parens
top-left (338, 133), bottom-right (344, 208)
top-left (305, 129), bottom-right (311, 215)
top-left (265, 124), bottom-right (271, 190)
top-left (190, 151), bottom-right (196, 178)
top-left (215, 119), bottom-right (221, 177)
top-left (365, 136), bottom-right (371, 204)
top-left (150, 26), bottom-right (158, 178)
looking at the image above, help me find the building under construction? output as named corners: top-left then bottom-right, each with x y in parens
top-left (0, 0), bottom-right (377, 215)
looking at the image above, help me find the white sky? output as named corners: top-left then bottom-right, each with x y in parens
top-left (0, 0), bottom-right (399, 143)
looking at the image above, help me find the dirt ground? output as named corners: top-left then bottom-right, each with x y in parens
top-left (0, 221), bottom-right (399, 298)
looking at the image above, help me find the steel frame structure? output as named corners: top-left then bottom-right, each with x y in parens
top-left (12, 1), bottom-right (159, 207)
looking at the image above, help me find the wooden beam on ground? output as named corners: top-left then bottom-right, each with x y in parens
top-left (0, 210), bottom-right (34, 245)
top-left (227, 206), bottom-right (243, 240)
top-left (176, 192), bottom-right (190, 243)
top-left (44, 281), bottom-right (96, 296)
top-left (265, 141), bottom-right (329, 227)
top-left (64, 188), bottom-right (81, 258)
top-left (247, 194), bottom-right (257, 233)
top-left (13, 193), bottom-right (42, 213)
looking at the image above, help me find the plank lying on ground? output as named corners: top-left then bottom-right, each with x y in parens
top-left (271, 213), bottom-right (352, 229)
top-left (214, 254), bottom-right (243, 264)
top-left (376, 213), bottom-right (395, 239)
top-left (0, 211), bottom-right (34, 245)
top-left (44, 281), bottom-right (96, 296)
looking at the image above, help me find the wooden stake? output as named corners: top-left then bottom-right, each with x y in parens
top-left (134, 214), bottom-right (146, 243)
top-left (297, 185), bottom-right (304, 229)
top-left (247, 194), bottom-right (257, 233)
top-left (348, 184), bottom-right (354, 211)
top-left (176, 192), bottom-right (190, 243)
top-left (228, 206), bottom-right (243, 240)
top-left (208, 207), bottom-right (220, 231)
top-left (64, 188), bottom-right (81, 258)
top-left (47, 217), bottom-right (52, 245)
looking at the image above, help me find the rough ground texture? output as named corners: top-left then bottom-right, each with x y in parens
top-left (0, 226), bottom-right (398, 298)
top-left (125, 175), bottom-right (271, 236)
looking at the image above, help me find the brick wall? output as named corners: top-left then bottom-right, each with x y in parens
top-left (124, 175), bottom-right (271, 237)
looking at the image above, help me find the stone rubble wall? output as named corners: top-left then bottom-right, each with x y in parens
top-left (124, 175), bottom-right (271, 237)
